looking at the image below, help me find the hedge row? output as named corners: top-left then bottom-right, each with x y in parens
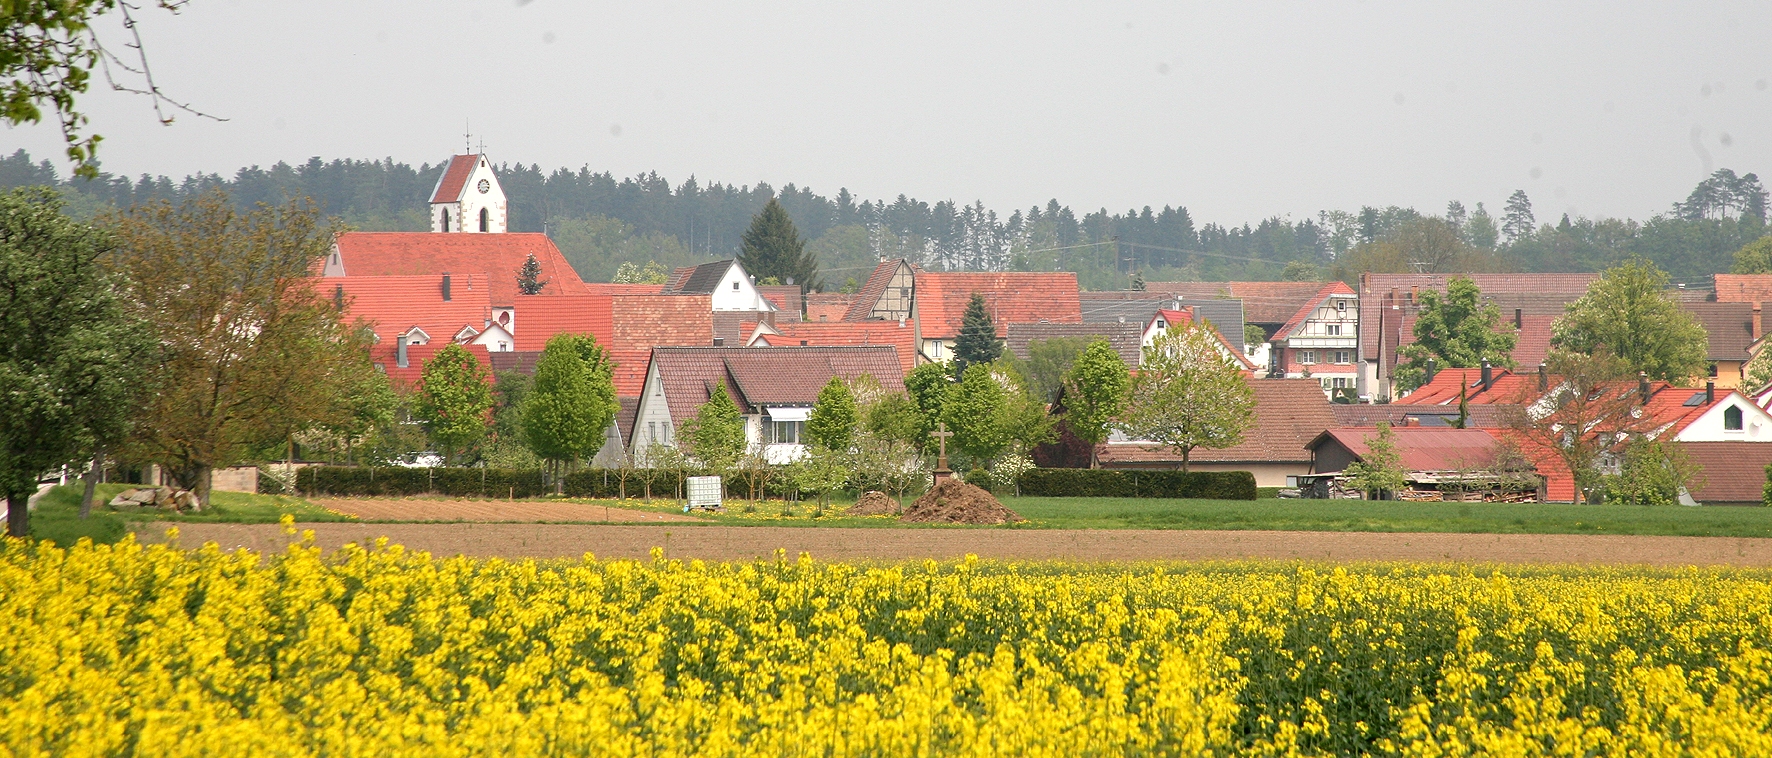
top-left (1016, 469), bottom-right (1257, 500)
top-left (286, 466), bottom-right (804, 500)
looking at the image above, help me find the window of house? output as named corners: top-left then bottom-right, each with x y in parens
top-left (1726, 405), bottom-right (1744, 431)
top-left (1326, 324), bottom-right (1342, 336)
top-left (1335, 300), bottom-right (1346, 312)
top-left (478, 207), bottom-right (489, 232)
top-left (440, 208), bottom-right (449, 232)
top-left (732, 280), bottom-right (740, 291)
top-left (1299, 350), bottom-right (1316, 364)
top-left (1332, 377), bottom-right (1351, 389)
top-left (1709, 362), bottom-right (1720, 378)
top-left (648, 422), bottom-right (657, 444)
top-left (496, 341), bottom-right (508, 352)
top-left (767, 420), bottom-right (803, 444)
top-left (1334, 350), bottom-right (1351, 364)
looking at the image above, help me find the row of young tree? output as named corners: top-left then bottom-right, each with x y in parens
top-left (5, 149), bottom-right (1765, 290)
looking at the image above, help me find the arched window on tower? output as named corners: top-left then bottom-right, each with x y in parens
top-left (440, 208), bottom-right (450, 232)
top-left (479, 207), bottom-right (489, 232)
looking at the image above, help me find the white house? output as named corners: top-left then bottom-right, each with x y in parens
top-left (1140, 307), bottom-right (1257, 370)
top-left (662, 259), bottom-right (779, 312)
top-left (625, 345), bottom-right (906, 465)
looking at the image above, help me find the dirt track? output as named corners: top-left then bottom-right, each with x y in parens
top-left (311, 498), bottom-right (700, 523)
top-left (139, 523), bottom-right (1772, 566)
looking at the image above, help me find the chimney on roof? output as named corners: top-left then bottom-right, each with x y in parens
top-left (396, 336), bottom-right (409, 368)
top-left (1425, 357), bottom-right (1436, 384)
top-left (1514, 308), bottom-right (1523, 330)
top-left (1538, 363), bottom-right (1548, 392)
top-left (1639, 371), bottom-right (1651, 402)
top-left (1707, 380), bottom-right (1716, 404)
top-left (441, 274), bottom-right (452, 302)
top-left (1480, 360), bottom-right (1493, 392)
top-left (1410, 285), bottom-right (1418, 304)
top-left (1754, 301), bottom-right (1763, 340)
top-left (713, 337), bottom-right (725, 347)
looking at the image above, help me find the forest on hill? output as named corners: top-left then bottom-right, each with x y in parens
top-left (0, 149), bottom-right (1764, 289)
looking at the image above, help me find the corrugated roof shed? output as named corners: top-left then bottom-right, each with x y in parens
top-left (1309, 427), bottom-right (1504, 472)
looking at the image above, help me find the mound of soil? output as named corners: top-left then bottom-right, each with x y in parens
top-left (900, 478), bottom-right (1024, 525)
top-left (847, 490), bottom-right (899, 516)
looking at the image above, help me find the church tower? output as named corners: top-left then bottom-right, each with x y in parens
top-left (429, 153), bottom-right (508, 233)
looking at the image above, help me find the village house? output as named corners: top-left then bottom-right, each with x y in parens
top-left (1139, 307), bottom-right (1257, 370)
top-left (841, 261), bottom-right (1083, 365)
top-left (1358, 273), bottom-right (1596, 401)
top-left (331, 273), bottom-right (512, 359)
top-left (1679, 301), bottom-right (1758, 388)
top-left (1266, 282), bottom-right (1358, 397)
top-left (629, 346), bottom-right (905, 465)
top-left (662, 259), bottom-right (780, 313)
top-left (1139, 280), bottom-right (1329, 341)
top-left (1094, 378), bottom-right (1336, 487)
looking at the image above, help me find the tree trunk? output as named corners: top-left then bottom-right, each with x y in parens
top-left (1089, 444), bottom-right (1099, 469)
top-left (191, 464), bottom-right (213, 511)
top-left (1180, 447), bottom-right (1191, 473)
top-left (80, 452), bottom-right (104, 519)
top-left (5, 483), bottom-right (30, 538)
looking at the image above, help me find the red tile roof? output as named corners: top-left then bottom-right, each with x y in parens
top-left (1679, 441), bottom-right (1772, 503)
top-left (1331, 404), bottom-right (1522, 429)
top-left (805, 295), bottom-right (852, 323)
top-left (844, 259), bottom-right (917, 321)
top-left (1310, 427), bottom-right (1505, 472)
top-left (757, 285), bottom-right (804, 318)
top-left (374, 342), bottom-right (493, 391)
top-left (429, 154), bottom-right (479, 203)
top-left (329, 274), bottom-right (493, 346)
top-left (609, 294), bottom-right (715, 397)
top-left (330, 232), bottom-right (590, 306)
top-left (646, 346), bottom-right (906, 428)
top-left (585, 283), bottom-right (666, 296)
top-left (914, 271), bottom-right (1082, 338)
top-left (1274, 281), bottom-right (1356, 340)
top-left (1099, 378), bottom-right (1336, 465)
top-left (1395, 368), bottom-right (1544, 406)
top-left (512, 294), bottom-right (614, 352)
top-left (1712, 274), bottom-right (1772, 304)
top-left (1143, 281), bottom-right (1330, 325)
top-left (1512, 315), bottom-right (1558, 368)
top-left (745, 319), bottom-right (920, 374)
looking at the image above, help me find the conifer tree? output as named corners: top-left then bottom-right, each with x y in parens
top-left (517, 253), bottom-right (548, 295)
top-left (953, 293), bottom-right (1001, 376)
top-left (738, 198), bottom-right (820, 291)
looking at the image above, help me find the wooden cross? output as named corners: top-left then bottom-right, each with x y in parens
top-left (931, 422), bottom-right (954, 470)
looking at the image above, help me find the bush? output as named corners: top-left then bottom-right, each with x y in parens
top-left (291, 466), bottom-right (713, 499)
top-left (1017, 468), bottom-right (1257, 500)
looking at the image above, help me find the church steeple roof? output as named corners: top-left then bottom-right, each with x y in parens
top-left (430, 154), bottom-right (481, 203)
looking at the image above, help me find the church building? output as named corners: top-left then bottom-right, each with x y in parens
top-left (429, 153), bottom-right (508, 233)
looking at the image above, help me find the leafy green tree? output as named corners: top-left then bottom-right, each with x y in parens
top-left (1, 1), bottom-right (192, 177)
top-left (1063, 340), bottom-right (1131, 468)
top-left (1341, 422), bottom-right (1409, 500)
top-left (806, 377), bottom-right (858, 451)
top-left (865, 393), bottom-right (924, 447)
top-left (612, 259), bottom-right (670, 284)
top-left (996, 362), bottom-right (1057, 459)
top-left (1551, 260), bottom-right (1707, 383)
top-left (1502, 190), bottom-right (1535, 243)
top-left (1243, 324), bottom-right (1267, 347)
top-left (0, 188), bottom-right (150, 537)
top-left (944, 363), bottom-right (1012, 468)
top-left (738, 198), bottom-right (820, 291)
top-left (1010, 336), bottom-right (1090, 402)
top-left (319, 360), bottom-right (397, 466)
top-left (1730, 235), bottom-right (1772, 274)
top-left (953, 293), bottom-right (1001, 376)
top-left (685, 382), bottom-right (747, 472)
top-left (522, 334), bottom-right (618, 482)
top-left (1466, 202), bottom-right (1499, 249)
top-left (415, 344), bottom-right (493, 464)
top-left (1394, 277), bottom-right (1519, 391)
top-left (517, 253), bottom-right (548, 295)
top-left (903, 362), bottom-right (953, 447)
top-left (1597, 437), bottom-right (1703, 506)
top-left (1281, 260), bottom-right (1323, 281)
top-left (1116, 320), bottom-right (1254, 472)
top-left (111, 190), bottom-right (364, 506)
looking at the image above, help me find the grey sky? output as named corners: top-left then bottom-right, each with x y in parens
top-left (6, 1), bottom-right (1770, 225)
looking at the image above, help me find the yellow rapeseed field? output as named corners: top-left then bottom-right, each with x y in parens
top-left (2, 524), bottom-right (1771, 756)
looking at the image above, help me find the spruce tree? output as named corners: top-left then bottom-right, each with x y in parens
top-left (738, 198), bottom-right (820, 291)
top-left (518, 253), bottom-right (548, 295)
top-left (952, 293), bottom-right (1001, 377)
